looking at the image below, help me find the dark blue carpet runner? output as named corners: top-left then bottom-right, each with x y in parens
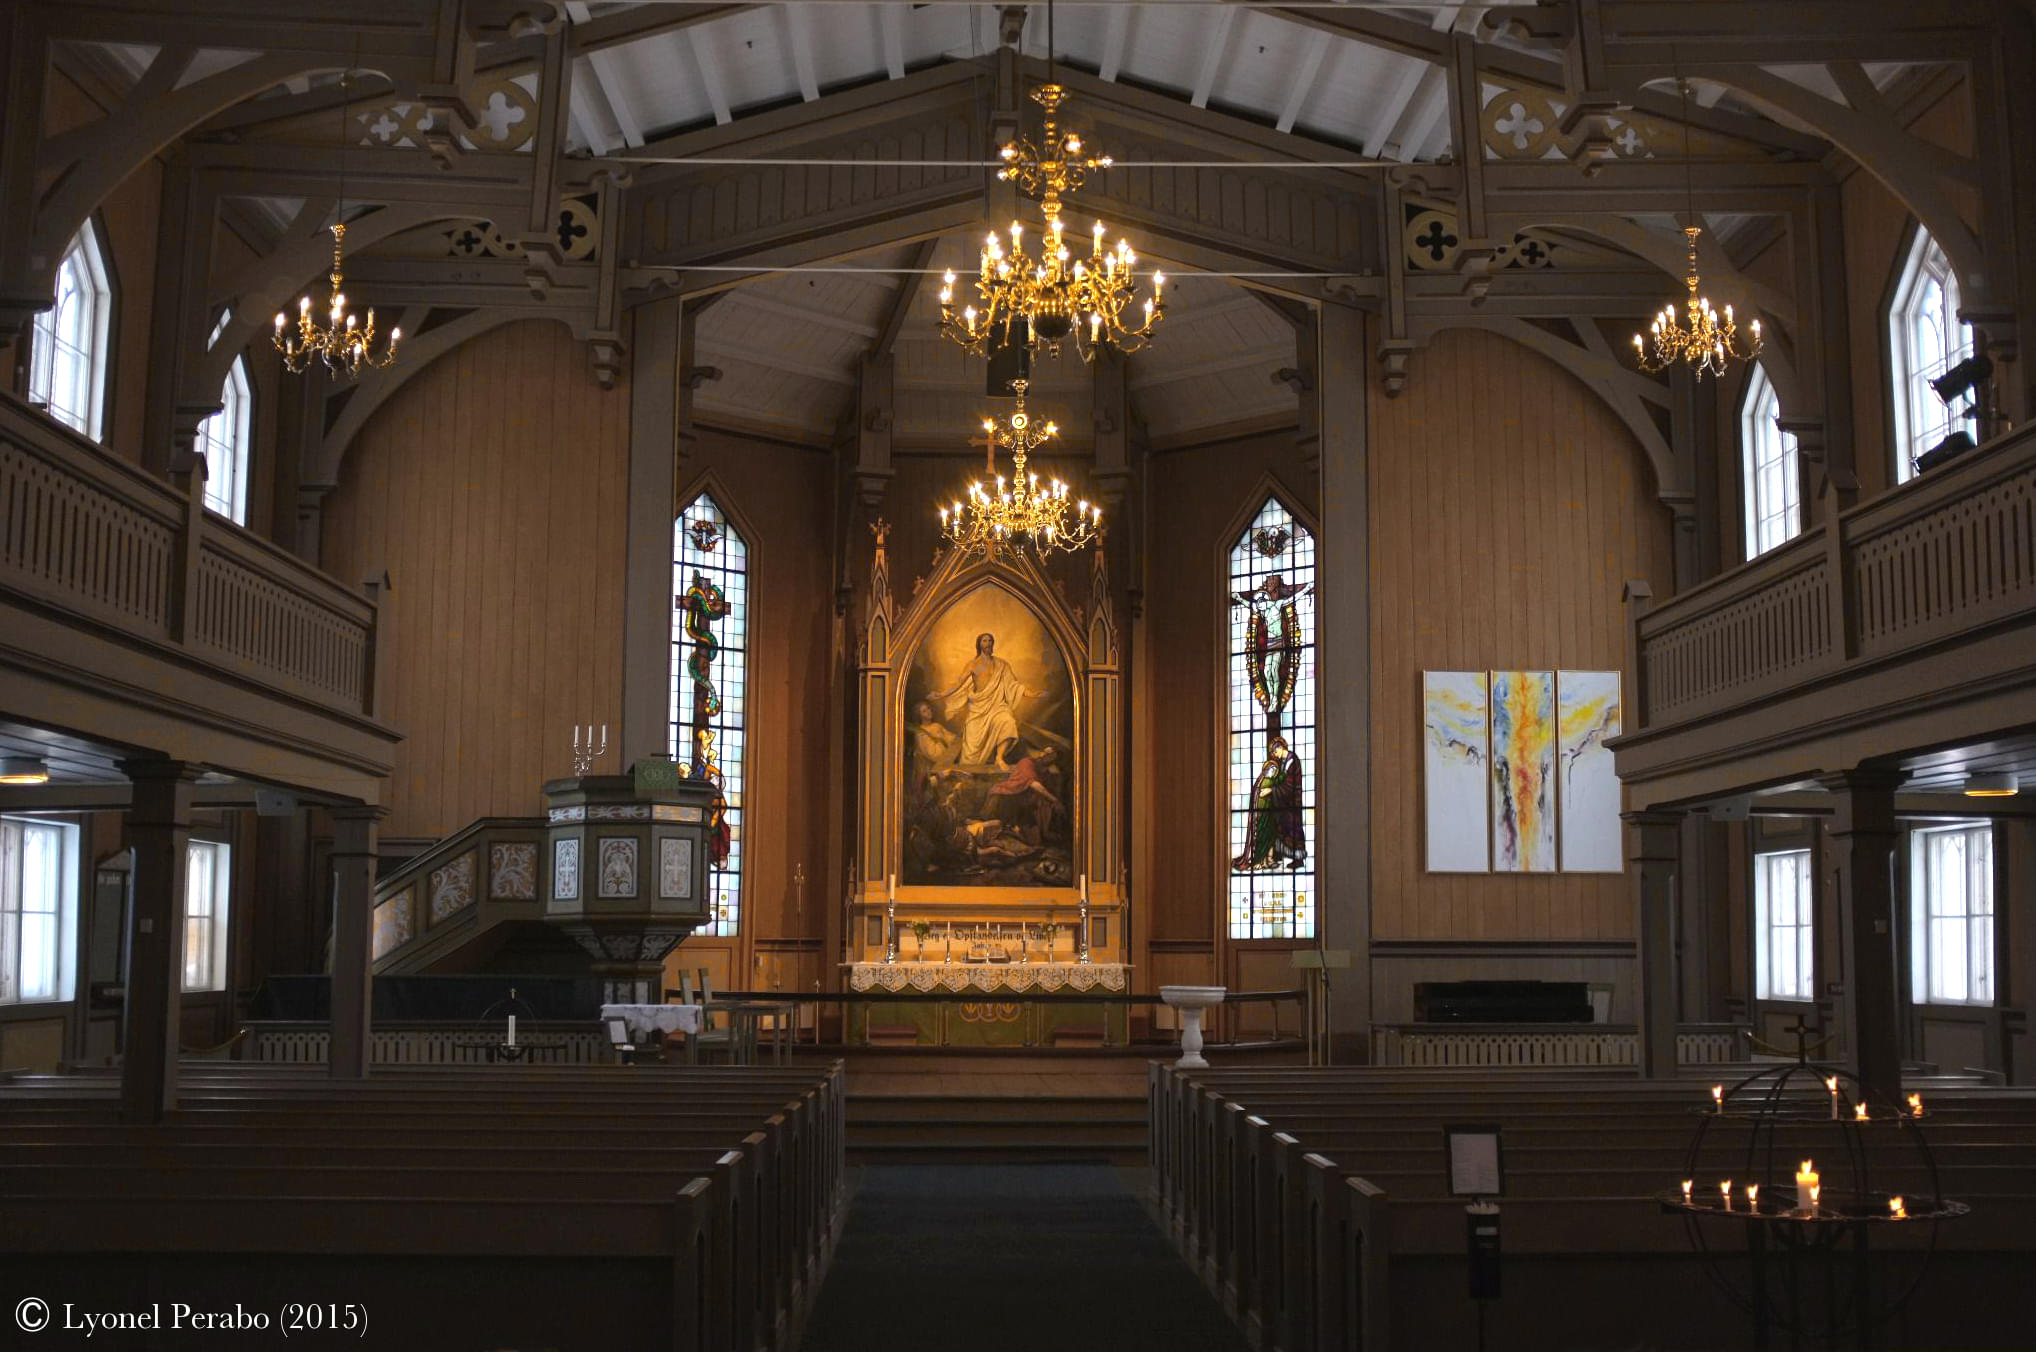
top-left (801, 1164), bottom-right (1249, 1352)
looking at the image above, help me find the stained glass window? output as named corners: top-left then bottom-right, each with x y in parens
top-left (27, 222), bottom-right (112, 441)
top-left (1889, 231), bottom-right (1973, 483)
top-left (671, 493), bottom-right (749, 936)
top-left (1226, 497), bottom-right (1317, 939)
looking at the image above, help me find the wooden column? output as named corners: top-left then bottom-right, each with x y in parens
top-left (328, 805), bottom-right (384, 1080)
top-left (1316, 300), bottom-right (1371, 1054)
top-left (118, 758), bottom-right (198, 1123)
top-left (622, 296), bottom-right (680, 768)
top-left (1822, 770), bottom-right (1904, 1103)
top-left (1626, 809), bottom-right (1681, 1078)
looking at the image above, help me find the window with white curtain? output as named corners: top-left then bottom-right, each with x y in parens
top-left (26, 221), bottom-right (112, 441)
top-left (1754, 848), bottom-right (1814, 1001)
top-left (1888, 231), bottom-right (1973, 483)
top-left (183, 840), bottom-right (232, 993)
top-left (1911, 822), bottom-right (1994, 1006)
top-left (1, 818), bottom-right (77, 1005)
top-left (1739, 365), bottom-right (1800, 560)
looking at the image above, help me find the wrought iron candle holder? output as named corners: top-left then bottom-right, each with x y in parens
top-left (1662, 1030), bottom-right (1965, 1349)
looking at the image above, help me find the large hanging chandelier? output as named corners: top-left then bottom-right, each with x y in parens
top-left (938, 3), bottom-right (1163, 360)
top-left (1631, 76), bottom-right (1759, 379)
top-left (938, 379), bottom-right (1102, 558)
top-left (274, 61), bottom-right (401, 378)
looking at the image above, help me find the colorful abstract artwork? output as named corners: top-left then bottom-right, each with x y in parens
top-left (1422, 671), bottom-right (1491, 872)
top-left (1489, 670), bottom-right (1557, 872)
top-left (1557, 670), bottom-right (1624, 872)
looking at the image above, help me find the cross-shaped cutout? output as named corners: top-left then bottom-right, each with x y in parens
top-left (1412, 219), bottom-right (1458, 263)
top-left (1615, 124), bottom-right (1645, 156)
top-left (1492, 100), bottom-right (1545, 151)
top-left (555, 208), bottom-right (590, 253)
top-left (477, 90), bottom-right (527, 143)
top-left (368, 112), bottom-right (400, 143)
top-left (1514, 238), bottom-right (1548, 267)
top-left (451, 227), bottom-right (485, 255)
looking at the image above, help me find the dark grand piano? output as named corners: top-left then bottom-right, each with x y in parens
top-left (1413, 979), bottom-right (1595, 1024)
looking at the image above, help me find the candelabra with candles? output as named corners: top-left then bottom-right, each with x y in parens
top-left (1077, 873), bottom-right (1092, 964)
top-left (571, 723), bottom-right (608, 777)
top-left (884, 874), bottom-right (899, 965)
top-left (1663, 1022), bottom-right (1965, 1348)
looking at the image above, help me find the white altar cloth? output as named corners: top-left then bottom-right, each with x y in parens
top-left (846, 962), bottom-right (1129, 994)
top-left (601, 1003), bottom-right (704, 1038)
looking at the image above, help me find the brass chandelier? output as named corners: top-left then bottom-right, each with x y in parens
top-left (1631, 76), bottom-right (1759, 379)
top-left (938, 379), bottom-right (1103, 558)
top-left (274, 62), bottom-right (401, 378)
top-left (938, 4), bottom-right (1163, 360)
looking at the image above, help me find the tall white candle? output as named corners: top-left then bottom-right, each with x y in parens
top-left (1080, 873), bottom-right (1088, 902)
top-left (507, 1014), bottom-right (518, 1048)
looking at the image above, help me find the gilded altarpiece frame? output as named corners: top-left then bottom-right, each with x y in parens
top-left (853, 529), bottom-right (1124, 967)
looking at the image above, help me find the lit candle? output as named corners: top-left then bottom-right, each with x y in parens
top-left (1889, 1196), bottom-right (1907, 1219)
top-left (1855, 1101), bottom-right (1870, 1122)
top-left (1711, 1084), bottom-right (1724, 1113)
top-left (1745, 1182), bottom-right (1760, 1210)
top-left (1827, 1075), bottom-right (1841, 1119)
top-left (1908, 1092), bottom-right (1924, 1117)
top-left (1795, 1160), bottom-right (1819, 1214)
top-left (1680, 1179), bottom-right (1693, 1205)
top-left (1719, 1179), bottom-right (1733, 1209)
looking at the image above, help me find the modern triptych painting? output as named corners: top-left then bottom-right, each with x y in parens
top-left (1422, 670), bottom-right (1623, 874)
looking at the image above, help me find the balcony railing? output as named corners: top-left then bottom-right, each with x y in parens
top-left (1627, 422), bottom-right (2036, 734)
top-left (0, 392), bottom-right (381, 719)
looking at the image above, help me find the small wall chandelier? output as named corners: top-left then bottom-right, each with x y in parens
top-left (938, 379), bottom-right (1102, 558)
top-left (274, 60), bottom-right (401, 378)
top-left (938, 3), bottom-right (1164, 360)
top-left (1631, 73), bottom-right (1759, 380)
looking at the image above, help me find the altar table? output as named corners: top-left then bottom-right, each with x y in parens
top-left (842, 963), bottom-right (1131, 1047)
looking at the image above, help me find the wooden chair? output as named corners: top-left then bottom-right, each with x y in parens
top-left (682, 971), bottom-right (738, 1064)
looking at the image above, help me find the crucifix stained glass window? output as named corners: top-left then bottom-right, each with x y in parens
top-left (1227, 497), bottom-right (1317, 939)
top-left (671, 493), bottom-right (748, 936)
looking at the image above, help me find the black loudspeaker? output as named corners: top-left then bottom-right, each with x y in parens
top-left (986, 323), bottom-right (1031, 396)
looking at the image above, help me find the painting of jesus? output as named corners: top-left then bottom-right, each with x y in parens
top-left (901, 584), bottom-right (1076, 887)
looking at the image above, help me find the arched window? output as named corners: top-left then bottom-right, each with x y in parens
top-left (671, 492), bottom-right (749, 936)
top-left (1888, 230), bottom-right (1972, 483)
top-left (27, 221), bottom-right (112, 440)
top-left (197, 356), bottom-right (252, 524)
top-left (1739, 364), bottom-right (1800, 559)
top-left (1226, 496), bottom-right (1317, 940)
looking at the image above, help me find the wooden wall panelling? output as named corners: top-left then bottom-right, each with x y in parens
top-left (319, 320), bottom-right (630, 839)
top-left (1369, 945), bottom-right (1639, 1024)
top-left (1368, 327), bottom-right (1674, 946)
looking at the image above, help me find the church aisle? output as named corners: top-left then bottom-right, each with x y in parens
top-left (799, 1164), bottom-right (1248, 1352)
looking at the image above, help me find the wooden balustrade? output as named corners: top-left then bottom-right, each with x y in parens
top-left (0, 391), bottom-right (381, 719)
top-left (1628, 423), bottom-right (2036, 735)
top-left (1369, 1022), bottom-right (1747, 1068)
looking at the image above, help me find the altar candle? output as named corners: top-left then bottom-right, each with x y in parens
top-left (1711, 1084), bottom-right (1724, 1113)
top-left (888, 873), bottom-right (896, 902)
top-left (1080, 873), bottom-right (1088, 902)
top-left (1827, 1075), bottom-right (1841, 1119)
top-left (1889, 1196), bottom-right (1907, 1219)
top-left (507, 1014), bottom-right (517, 1048)
top-left (1908, 1092), bottom-right (1924, 1117)
top-left (1680, 1179), bottom-right (1693, 1204)
top-left (1719, 1179), bottom-right (1732, 1209)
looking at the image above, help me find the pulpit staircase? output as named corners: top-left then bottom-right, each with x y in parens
top-left (338, 816), bottom-right (559, 975)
